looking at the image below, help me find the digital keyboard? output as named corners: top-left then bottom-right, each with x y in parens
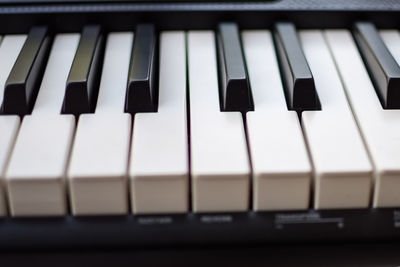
top-left (1, 0), bottom-right (400, 249)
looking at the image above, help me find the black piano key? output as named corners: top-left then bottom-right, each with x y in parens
top-left (217, 23), bottom-right (253, 112)
top-left (62, 25), bottom-right (104, 116)
top-left (274, 22), bottom-right (319, 112)
top-left (125, 24), bottom-right (157, 114)
top-left (3, 26), bottom-right (51, 116)
top-left (353, 22), bottom-right (400, 109)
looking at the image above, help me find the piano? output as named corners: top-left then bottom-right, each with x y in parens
top-left (0, 0), bottom-right (400, 250)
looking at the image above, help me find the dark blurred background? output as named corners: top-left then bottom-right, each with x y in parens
top-left (1, 242), bottom-right (400, 267)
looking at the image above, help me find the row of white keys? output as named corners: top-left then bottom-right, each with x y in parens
top-left (70, 31), bottom-right (248, 214)
top-left (300, 30), bottom-right (373, 209)
top-left (68, 33), bottom-right (133, 215)
top-left (2, 29), bottom-right (390, 216)
top-left (242, 30), bottom-right (311, 211)
top-left (326, 29), bottom-right (400, 207)
top-left (188, 31), bottom-right (250, 212)
top-left (130, 31), bottom-right (188, 214)
top-left (0, 35), bottom-right (27, 216)
top-left (5, 34), bottom-right (79, 216)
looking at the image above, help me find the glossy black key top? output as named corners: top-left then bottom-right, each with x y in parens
top-left (354, 22), bottom-right (400, 109)
top-left (217, 23), bottom-right (253, 112)
top-left (3, 26), bottom-right (51, 116)
top-left (125, 24), bottom-right (157, 114)
top-left (274, 22), bottom-right (319, 112)
top-left (62, 25), bottom-right (103, 116)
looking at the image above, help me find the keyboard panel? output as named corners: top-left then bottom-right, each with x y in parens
top-left (0, 0), bottom-right (399, 248)
top-left (1, 25), bottom-right (400, 214)
top-left (0, 26), bottom-right (400, 212)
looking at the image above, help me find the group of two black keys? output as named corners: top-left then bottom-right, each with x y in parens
top-left (1, 21), bottom-right (399, 118)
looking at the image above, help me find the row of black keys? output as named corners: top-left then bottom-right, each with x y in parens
top-left (0, 21), bottom-right (398, 117)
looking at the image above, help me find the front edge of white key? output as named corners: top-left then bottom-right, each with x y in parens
top-left (69, 114), bottom-right (131, 215)
top-left (0, 116), bottom-right (20, 216)
top-left (6, 115), bottom-right (75, 216)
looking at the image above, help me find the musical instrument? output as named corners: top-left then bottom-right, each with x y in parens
top-left (0, 0), bottom-right (400, 249)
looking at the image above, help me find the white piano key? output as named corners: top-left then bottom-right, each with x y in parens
top-left (0, 116), bottom-right (20, 216)
top-left (327, 30), bottom-right (400, 207)
top-left (299, 30), bottom-right (373, 209)
top-left (242, 30), bottom-right (312, 211)
top-left (32, 34), bottom-right (80, 115)
top-left (6, 115), bottom-right (75, 216)
top-left (130, 31), bottom-right (188, 214)
top-left (68, 114), bottom-right (131, 215)
top-left (0, 35), bottom-right (25, 216)
top-left (5, 34), bottom-right (79, 216)
top-left (68, 33), bottom-right (133, 215)
top-left (95, 33), bottom-right (133, 114)
top-left (3, 27), bottom-right (50, 116)
top-left (0, 35), bottom-right (27, 108)
top-left (188, 31), bottom-right (250, 212)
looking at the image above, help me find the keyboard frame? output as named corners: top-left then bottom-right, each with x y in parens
top-left (1, 0), bottom-right (400, 249)
top-left (0, 0), bottom-right (398, 33)
top-left (0, 208), bottom-right (399, 249)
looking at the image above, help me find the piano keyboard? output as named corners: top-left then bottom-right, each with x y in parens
top-left (1, 22), bottom-right (400, 218)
